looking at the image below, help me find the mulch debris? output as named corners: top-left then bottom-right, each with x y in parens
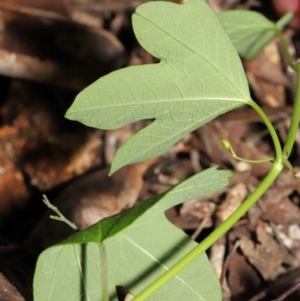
top-left (0, 0), bottom-right (299, 300)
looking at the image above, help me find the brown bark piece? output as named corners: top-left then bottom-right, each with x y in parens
top-left (0, 5), bottom-right (125, 89)
top-left (1, 81), bottom-right (104, 191)
top-left (0, 0), bottom-right (70, 17)
top-left (0, 273), bottom-right (25, 301)
top-left (0, 125), bottom-right (29, 213)
top-left (23, 130), bottom-right (103, 190)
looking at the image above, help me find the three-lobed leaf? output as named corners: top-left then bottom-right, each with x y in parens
top-left (34, 167), bottom-right (232, 301)
top-left (66, 0), bottom-right (251, 174)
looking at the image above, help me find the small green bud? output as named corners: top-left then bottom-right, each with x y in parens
top-left (220, 138), bottom-right (231, 151)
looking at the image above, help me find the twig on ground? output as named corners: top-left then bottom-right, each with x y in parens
top-left (272, 281), bottom-right (300, 301)
top-left (42, 195), bottom-right (78, 231)
top-left (220, 240), bottom-right (240, 285)
top-left (0, 244), bottom-right (16, 253)
top-left (191, 217), bottom-right (210, 240)
top-left (248, 290), bottom-right (268, 301)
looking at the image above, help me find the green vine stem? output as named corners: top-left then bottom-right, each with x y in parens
top-left (283, 157), bottom-right (295, 175)
top-left (275, 12), bottom-right (295, 70)
top-left (132, 20), bottom-right (300, 301)
top-left (284, 64), bottom-right (300, 155)
top-left (132, 162), bottom-right (284, 301)
top-left (247, 100), bottom-right (283, 161)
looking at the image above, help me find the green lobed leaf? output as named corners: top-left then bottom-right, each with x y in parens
top-left (66, 0), bottom-right (251, 174)
top-left (218, 11), bottom-right (292, 59)
top-left (34, 167), bottom-right (232, 301)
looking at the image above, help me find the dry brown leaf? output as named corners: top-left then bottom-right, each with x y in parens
top-left (245, 41), bottom-right (289, 108)
top-left (29, 158), bottom-right (160, 248)
top-left (227, 251), bottom-right (262, 300)
top-left (259, 171), bottom-right (299, 225)
top-left (216, 183), bottom-right (248, 222)
top-left (240, 226), bottom-right (294, 281)
top-left (210, 182), bottom-right (247, 297)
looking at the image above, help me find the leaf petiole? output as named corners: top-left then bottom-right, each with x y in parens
top-left (247, 100), bottom-right (283, 161)
top-left (275, 12), bottom-right (295, 70)
top-left (284, 64), bottom-right (300, 154)
top-left (220, 138), bottom-right (274, 164)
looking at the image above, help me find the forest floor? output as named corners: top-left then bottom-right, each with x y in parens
top-left (0, 0), bottom-right (300, 300)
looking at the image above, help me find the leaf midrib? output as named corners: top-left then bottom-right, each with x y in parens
top-left (123, 234), bottom-right (206, 301)
top-left (68, 96), bottom-right (246, 115)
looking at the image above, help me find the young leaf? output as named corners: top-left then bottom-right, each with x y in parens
top-left (218, 11), bottom-right (292, 59)
top-left (66, 0), bottom-right (251, 174)
top-left (34, 167), bottom-right (231, 301)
